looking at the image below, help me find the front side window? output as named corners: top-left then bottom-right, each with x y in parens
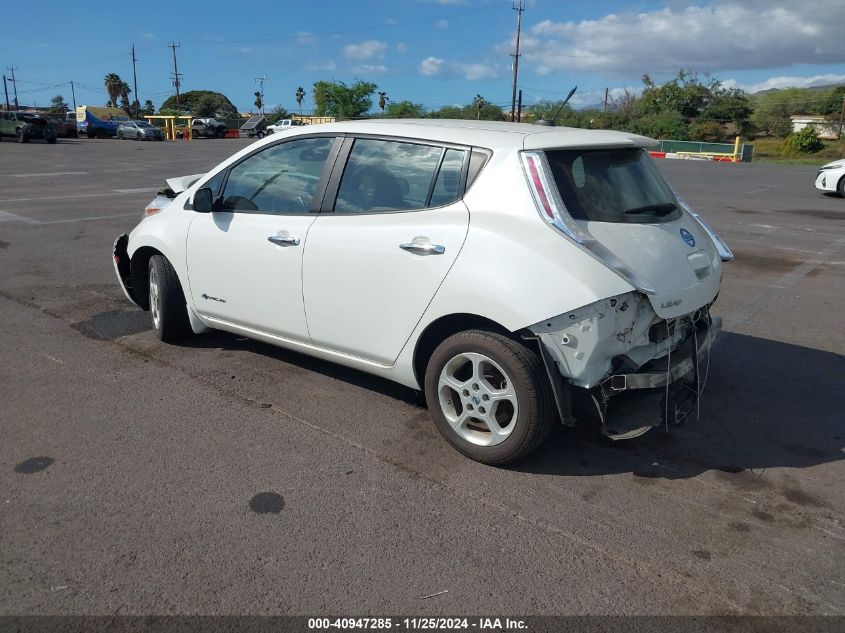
top-left (334, 138), bottom-right (465, 213)
top-left (545, 148), bottom-right (681, 224)
top-left (219, 137), bottom-right (334, 214)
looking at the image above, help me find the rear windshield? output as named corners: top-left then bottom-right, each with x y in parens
top-left (545, 148), bottom-right (681, 224)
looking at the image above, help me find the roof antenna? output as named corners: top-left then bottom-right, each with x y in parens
top-left (534, 85), bottom-right (577, 126)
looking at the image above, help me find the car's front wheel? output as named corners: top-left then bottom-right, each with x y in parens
top-left (424, 330), bottom-right (554, 465)
top-left (838, 175), bottom-right (845, 198)
top-left (148, 255), bottom-right (191, 343)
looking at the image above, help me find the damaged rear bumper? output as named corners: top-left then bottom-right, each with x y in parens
top-left (594, 315), bottom-right (721, 440)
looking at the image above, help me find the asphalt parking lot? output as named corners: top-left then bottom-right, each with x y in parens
top-left (1, 136), bottom-right (843, 616)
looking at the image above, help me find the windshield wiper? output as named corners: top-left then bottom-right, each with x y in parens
top-left (624, 202), bottom-right (677, 216)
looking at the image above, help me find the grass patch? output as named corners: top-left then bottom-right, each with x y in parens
top-left (750, 137), bottom-right (844, 165)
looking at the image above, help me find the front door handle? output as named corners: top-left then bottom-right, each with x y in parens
top-left (268, 235), bottom-right (300, 247)
top-left (399, 241), bottom-right (445, 255)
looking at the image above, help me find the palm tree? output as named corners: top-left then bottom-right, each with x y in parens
top-left (119, 81), bottom-right (132, 111)
top-left (104, 73), bottom-right (123, 108)
top-left (473, 94), bottom-right (484, 120)
top-left (295, 86), bottom-right (305, 116)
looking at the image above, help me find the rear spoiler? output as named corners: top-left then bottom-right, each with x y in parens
top-left (160, 173), bottom-right (205, 198)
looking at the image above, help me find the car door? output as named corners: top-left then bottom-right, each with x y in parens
top-left (303, 137), bottom-right (470, 365)
top-left (186, 135), bottom-right (340, 341)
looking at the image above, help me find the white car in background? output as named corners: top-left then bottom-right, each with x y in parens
top-left (267, 119), bottom-right (304, 134)
top-left (815, 158), bottom-right (845, 197)
top-left (113, 120), bottom-right (732, 465)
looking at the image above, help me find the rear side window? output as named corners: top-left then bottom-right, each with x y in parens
top-left (545, 148), bottom-right (681, 224)
top-left (334, 138), bottom-right (466, 213)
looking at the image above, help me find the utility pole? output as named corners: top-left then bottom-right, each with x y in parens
top-left (3, 75), bottom-right (9, 111)
top-left (130, 44), bottom-right (139, 116)
top-left (6, 66), bottom-right (19, 110)
top-left (509, 0), bottom-right (525, 123)
top-left (168, 42), bottom-right (182, 109)
top-left (516, 89), bottom-right (523, 123)
top-left (603, 87), bottom-right (609, 113)
top-left (70, 80), bottom-right (77, 111)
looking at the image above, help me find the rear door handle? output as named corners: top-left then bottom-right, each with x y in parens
top-left (268, 235), bottom-right (300, 247)
top-left (399, 241), bottom-right (445, 255)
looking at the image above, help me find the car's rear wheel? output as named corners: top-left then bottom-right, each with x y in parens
top-left (424, 330), bottom-right (554, 465)
top-left (148, 254), bottom-right (191, 343)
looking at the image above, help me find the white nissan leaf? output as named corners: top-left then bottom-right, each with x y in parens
top-left (113, 120), bottom-right (733, 465)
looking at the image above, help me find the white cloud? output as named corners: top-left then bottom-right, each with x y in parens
top-left (517, 1), bottom-right (845, 77)
top-left (723, 73), bottom-right (845, 93)
top-left (343, 40), bottom-right (387, 61)
top-left (232, 46), bottom-right (254, 55)
top-left (307, 60), bottom-right (337, 72)
top-left (436, 19), bottom-right (449, 29)
top-left (418, 56), bottom-right (498, 81)
top-left (352, 64), bottom-right (388, 75)
top-left (297, 31), bottom-right (314, 45)
top-left (420, 57), bottom-right (445, 77)
top-left (396, 42), bottom-right (408, 54)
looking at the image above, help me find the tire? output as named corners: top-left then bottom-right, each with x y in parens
top-left (118, 131), bottom-right (124, 140)
top-left (424, 330), bottom-right (555, 465)
top-left (86, 130), bottom-right (95, 139)
top-left (838, 175), bottom-right (845, 198)
top-left (148, 254), bottom-right (191, 343)
top-left (136, 132), bottom-right (141, 141)
top-left (47, 136), bottom-right (57, 144)
top-left (257, 131), bottom-right (265, 139)
top-left (16, 129), bottom-right (25, 143)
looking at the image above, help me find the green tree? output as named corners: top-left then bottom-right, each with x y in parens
top-left (160, 91), bottom-right (238, 116)
top-left (385, 101), bottom-right (426, 118)
top-left (295, 86), bottom-right (305, 115)
top-left (782, 126), bottom-right (824, 156)
top-left (265, 105), bottom-right (290, 122)
top-left (429, 105), bottom-right (464, 119)
top-left (312, 80), bottom-right (377, 118)
top-left (49, 95), bottom-right (69, 114)
top-left (629, 109), bottom-right (688, 140)
top-left (143, 99), bottom-right (155, 116)
top-left (194, 95), bottom-right (216, 117)
top-left (688, 120), bottom-right (728, 142)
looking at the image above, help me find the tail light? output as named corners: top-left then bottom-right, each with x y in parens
top-left (520, 151), bottom-right (656, 295)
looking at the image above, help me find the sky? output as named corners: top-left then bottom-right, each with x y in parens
top-left (3, 0), bottom-right (845, 114)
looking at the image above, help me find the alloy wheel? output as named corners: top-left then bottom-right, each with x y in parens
top-left (437, 352), bottom-right (519, 446)
top-left (149, 265), bottom-right (161, 330)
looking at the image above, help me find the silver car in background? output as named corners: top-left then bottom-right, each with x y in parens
top-left (117, 120), bottom-right (164, 141)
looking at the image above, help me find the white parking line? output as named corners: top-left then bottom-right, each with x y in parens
top-left (726, 235), bottom-right (845, 329)
top-left (0, 210), bottom-right (139, 225)
top-left (0, 210), bottom-right (40, 224)
top-left (0, 189), bottom-right (156, 203)
top-left (12, 171), bottom-right (89, 178)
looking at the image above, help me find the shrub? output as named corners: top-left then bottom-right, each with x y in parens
top-left (782, 127), bottom-right (824, 156)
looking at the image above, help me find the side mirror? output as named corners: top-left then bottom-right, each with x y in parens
top-left (193, 187), bottom-right (214, 213)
